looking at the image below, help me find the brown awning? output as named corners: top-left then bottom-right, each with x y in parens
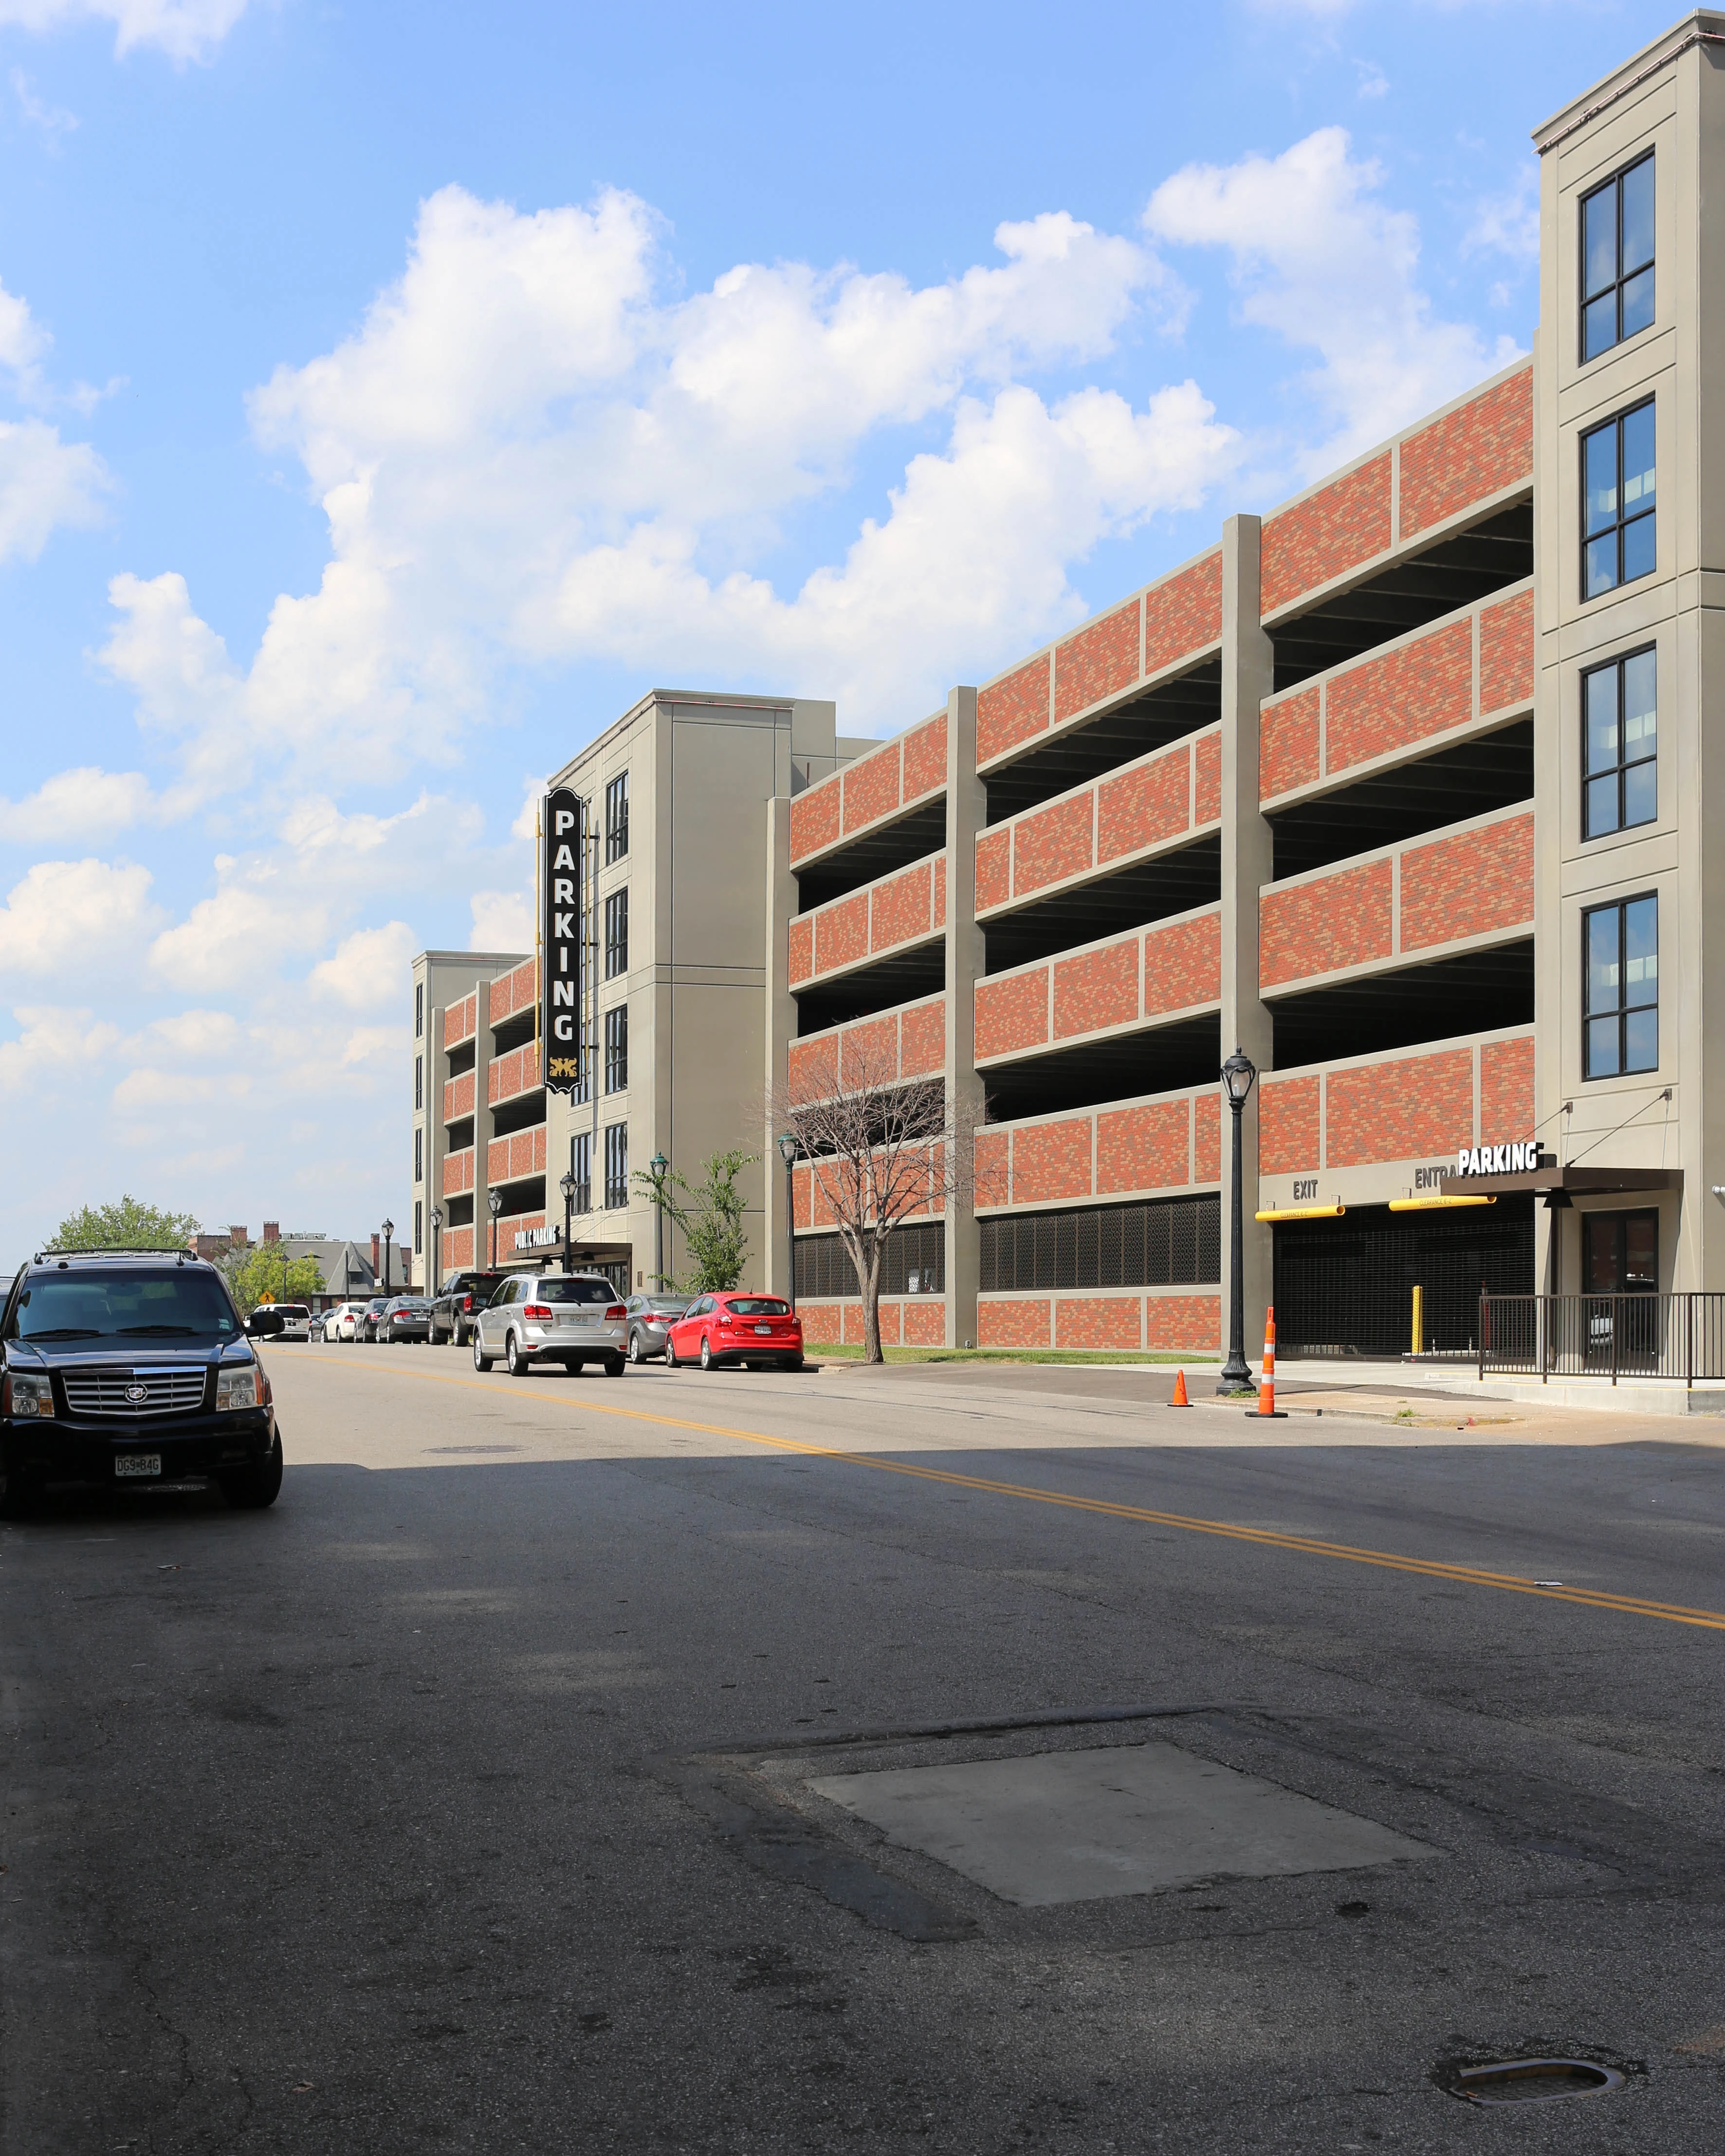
top-left (1438, 1165), bottom-right (1683, 1196)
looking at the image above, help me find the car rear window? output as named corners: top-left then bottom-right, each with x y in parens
top-left (728, 1298), bottom-right (790, 1317)
top-left (534, 1279), bottom-right (618, 1304)
top-left (9, 1269), bottom-right (238, 1340)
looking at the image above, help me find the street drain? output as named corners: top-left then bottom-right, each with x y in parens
top-left (1444, 2057), bottom-right (1627, 2104)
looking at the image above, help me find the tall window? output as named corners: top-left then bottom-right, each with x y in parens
top-left (415, 982), bottom-right (423, 1037)
top-left (570, 1132), bottom-right (591, 1213)
top-left (415, 1201), bottom-right (422, 1257)
top-left (605, 1005), bottom-right (628, 1093)
top-left (1584, 895), bottom-right (1658, 1079)
top-left (414, 1126), bottom-right (422, 1184)
top-left (1582, 401), bottom-right (1655, 599)
top-left (1581, 152), bottom-right (1654, 362)
top-left (414, 1053), bottom-right (423, 1110)
top-left (605, 887), bottom-right (629, 978)
top-left (604, 1122), bottom-right (628, 1208)
top-left (1582, 647), bottom-right (1656, 839)
top-left (605, 772), bottom-right (629, 864)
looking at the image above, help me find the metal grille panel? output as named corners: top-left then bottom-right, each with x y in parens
top-left (794, 1223), bottom-right (946, 1300)
top-left (979, 1196), bottom-right (1220, 1293)
top-left (1273, 1198), bottom-right (1534, 1357)
top-left (59, 1368), bottom-right (210, 1418)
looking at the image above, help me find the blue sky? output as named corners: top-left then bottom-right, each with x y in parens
top-left (0, 0), bottom-right (1683, 1261)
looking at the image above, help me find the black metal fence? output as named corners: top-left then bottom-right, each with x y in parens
top-left (1479, 1292), bottom-right (1725, 1385)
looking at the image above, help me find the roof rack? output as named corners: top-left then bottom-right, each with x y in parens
top-left (32, 1244), bottom-right (197, 1261)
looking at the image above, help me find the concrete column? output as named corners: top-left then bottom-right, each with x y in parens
top-left (944, 685), bottom-right (987, 1348)
top-left (762, 793), bottom-right (797, 1300)
top-left (1219, 514), bottom-right (1276, 1360)
top-left (474, 984), bottom-right (496, 1268)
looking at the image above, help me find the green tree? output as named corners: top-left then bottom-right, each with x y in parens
top-left (634, 1149), bottom-right (754, 1293)
top-left (228, 1247), bottom-right (326, 1315)
top-left (55, 1194), bottom-right (201, 1251)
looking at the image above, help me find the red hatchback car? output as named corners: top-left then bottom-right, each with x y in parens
top-left (667, 1293), bottom-right (804, 1372)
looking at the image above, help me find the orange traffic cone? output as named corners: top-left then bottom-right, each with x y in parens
top-left (1171, 1368), bottom-right (1190, 1407)
top-left (1249, 1304), bottom-right (1288, 1418)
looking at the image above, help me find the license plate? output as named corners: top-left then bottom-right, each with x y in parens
top-left (754, 1324), bottom-right (773, 1335)
top-left (116, 1454), bottom-right (162, 1479)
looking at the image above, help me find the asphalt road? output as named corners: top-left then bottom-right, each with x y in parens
top-left (4, 1345), bottom-right (1725, 2153)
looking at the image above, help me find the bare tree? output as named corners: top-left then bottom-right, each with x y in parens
top-left (769, 1039), bottom-right (994, 1364)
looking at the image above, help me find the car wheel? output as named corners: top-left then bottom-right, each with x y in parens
top-left (560, 1355), bottom-right (583, 1375)
top-left (627, 1330), bottom-right (643, 1364)
top-left (505, 1332), bottom-right (528, 1376)
top-left (473, 1333), bottom-right (493, 1372)
top-left (786, 1355), bottom-right (805, 1373)
top-left (220, 1433), bottom-right (283, 1511)
top-left (603, 1355), bottom-right (625, 1378)
top-left (699, 1334), bottom-right (715, 1371)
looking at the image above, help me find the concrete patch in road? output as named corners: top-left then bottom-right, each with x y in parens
top-left (808, 1740), bottom-right (1429, 1907)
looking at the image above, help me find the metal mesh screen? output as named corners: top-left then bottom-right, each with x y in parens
top-left (978, 1195), bottom-right (1220, 1292)
top-left (794, 1222), bottom-right (946, 1300)
top-left (1272, 1197), bottom-right (1535, 1356)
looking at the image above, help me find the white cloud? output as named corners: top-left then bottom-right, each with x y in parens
top-left (0, 417), bottom-right (107, 559)
top-left (11, 66), bottom-right (75, 141)
top-left (310, 921), bottom-right (417, 1010)
top-left (1467, 166), bottom-right (1541, 263)
top-left (469, 888), bottom-right (533, 951)
top-left (1145, 126), bottom-right (1522, 473)
top-left (0, 0), bottom-right (247, 63)
top-left (0, 855), bottom-right (158, 974)
top-left (0, 766), bottom-right (156, 840)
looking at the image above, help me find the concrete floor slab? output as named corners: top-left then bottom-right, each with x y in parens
top-left (808, 1739), bottom-right (1429, 1907)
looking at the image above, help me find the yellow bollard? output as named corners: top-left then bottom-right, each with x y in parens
top-left (1412, 1283), bottom-right (1423, 1356)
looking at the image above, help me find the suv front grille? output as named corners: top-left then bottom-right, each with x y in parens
top-left (60, 1369), bottom-right (210, 1418)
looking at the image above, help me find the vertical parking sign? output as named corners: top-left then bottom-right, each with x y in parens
top-left (542, 786), bottom-right (583, 1095)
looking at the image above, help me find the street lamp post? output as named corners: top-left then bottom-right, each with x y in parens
top-left (381, 1217), bottom-right (393, 1297)
top-left (776, 1132), bottom-right (799, 1313)
top-left (649, 1152), bottom-right (669, 1290)
top-left (487, 1188), bottom-right (503, 1269)
top-left (1217, 1048), bottom-right (1258, 1394)
top-left (429, 1206), bottom-right (442, 1295)
top-left (559, 1169), bottom-right (577, 1274)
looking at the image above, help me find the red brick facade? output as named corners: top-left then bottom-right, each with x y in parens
top-left (1258, 1076), bottom-right (1321, 1176)
top-left (1011, 1118), bottom-right (1093, 1205)
top-left (974, 968), bottom-right (1050, 1061)
top-left (1014, 793), bottom-right (1094, 896)
top-left (1259, 687), bottom-right (1321, 802)
top-left (1399, 368), bottom-right (1532, 537)
top-left (1480, 1033), bottom-right (1535, 1137)
top-left (1326, 617), bottom-right (1472, 774)
top-left (1098, 743), bottom-right (1191, 862)
top-left (1144, 552), bottom-right (1223, 676)
top-left (1194, 729), bottom-right (1222, 824)
top-left (488, 1039), bottom-right (541, 1106)
top-left (1054, 600), bottom-right (1139, 724)
top-left (795, 853), bottom-right (945, 985)
top-left (1052, 938), bottom-right (1138, 1041)
top-left (1096, 1100), bottom-right (1191, 1193)
top-left (901, 713), bottom-right (948, 801)
top-left (444, 992), bottom-right (477, 1047)
top-left (1142, 908), bottom-right (1220, 1016)
top-left (443, 1070), bottom-right (475, 1124)
top-left (1479, 586), bottom-right (1534, 714)
top-left (442, 1147), bottom-right (474, 1197)
top-left (1399, 813), bottom-right (1533, 952)
top-left (789, 994), bottom-right (947, 1105)
top-left (976, 656), bottom-right (1050, 767)
top-left (976, 1088), bottom-right (1214, 1211)
top-left (1262, 454), bottom-right (1393, 616)
top-left (1145, 1296), bottom-right (1221, 1351)
top-left (488, 959), bottom-right (536, 1027)
top-left (789, 779), bottom-right (842, 865)
top-left (975, 826), bottom-right (1010, 912)
top-left (843, 741), bottom-right (901, 834)
top-left (1326, 1050), bottom-right (1474, 1167)
top-left (1261, 859), bottom-right (1394, 987)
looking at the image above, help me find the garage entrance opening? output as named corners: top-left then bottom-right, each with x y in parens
top-left (1273, 1197), bottom-right (1535, 1358)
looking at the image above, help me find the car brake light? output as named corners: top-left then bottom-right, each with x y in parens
top-left (605, 1303), bottom-right (626, 1321)
top-left (522, 1304), bottom-right (553, 1320)
top-left (461, 1295), bottom-right (473, 1311)
top-left (719, 1312), bottom-right (733, 1326)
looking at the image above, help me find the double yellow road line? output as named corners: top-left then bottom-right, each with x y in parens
top-left (354, 1357), bottom-right (1725, 1634)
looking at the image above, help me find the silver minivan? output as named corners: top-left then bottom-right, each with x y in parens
top-left (472, 1273), bottom-right (628, 1377)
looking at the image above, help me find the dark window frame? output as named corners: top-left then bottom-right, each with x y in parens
top-left (603, 1122), bottom-right (628, 1209)
top-left (1580, 398), bottom-right (1655, 601)
top-left (414, 1125), bottom-right (422, 1184)
top-left (1582, 892), bottom-right (1659, 1081)
top-left (604, 886), bottom-right (629, 979)
top-left (1579, 149), bottom-right (1654, 364)
top-left (604, 1005), bottom-right (628, 1093)
top-left (1581, 644), bottom-right (1657, 840)
top-left (570, 1132), bottom-right (591, 1214)
top-left (415, 982), bottom-right (423, 1037)
top-left (414, 1053), bottom-right (423, 1110)
top-left (605, 772), bottom-right (630, 864)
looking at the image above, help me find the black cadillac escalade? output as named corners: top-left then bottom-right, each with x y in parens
top-left (0, 1249), bottom-right (283, 1517)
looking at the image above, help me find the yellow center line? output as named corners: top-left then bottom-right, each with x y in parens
top-left (296, 1353), bottom-right (1725, 1633)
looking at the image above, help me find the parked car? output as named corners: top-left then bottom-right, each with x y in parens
top-left (623, 1292), bottom-right (694, 1364)
top-left (328, 1300), bottom-right (370, 1342)
top-left (357, 1297), bottom-right (391, 1343)
top-left (429, 1270), bottom-right (505, 1347)
top-left (472, 1273), bottom-right (627, 1377)
top-left (380, 1296), bottom-right (432, 1344)
top-left (0, 1248), bottom-right (283, 1516)
top-left (248, 1301), bottom-right (309, 1342)
top-left (666, 1293), bottom-right (804, 1372)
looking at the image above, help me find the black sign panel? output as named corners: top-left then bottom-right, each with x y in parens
top-left (542, 786), bottom-right (584, 1095)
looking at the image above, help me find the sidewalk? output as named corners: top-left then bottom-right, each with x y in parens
top-left (1271, 1355), bottom-right (1725, 1419)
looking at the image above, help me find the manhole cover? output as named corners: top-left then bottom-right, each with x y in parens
top-left (1446, 2057), bottom-right (1627, 2104)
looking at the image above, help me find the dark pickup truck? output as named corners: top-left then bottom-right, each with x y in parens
top-left (428, 1271), bottom-right (505, 1348)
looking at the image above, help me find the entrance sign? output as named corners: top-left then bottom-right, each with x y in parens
top-left (1455, 1141), bottom-right (1545, 1177)
top-left (542, 785), bottom-right (584, 1095)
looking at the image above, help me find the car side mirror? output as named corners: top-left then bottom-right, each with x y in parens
top-left (247, 1310), bottom-right (286, 1337)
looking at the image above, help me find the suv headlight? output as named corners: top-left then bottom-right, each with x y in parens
top-left (216, 1367), bottom-right (259, 1412)
top-left (3, 1371), bottom-right (54, 1419)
